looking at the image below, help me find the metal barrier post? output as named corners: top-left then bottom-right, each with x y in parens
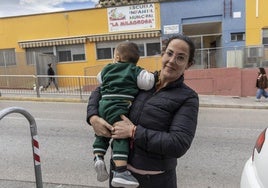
top-left (78, 77), bottom-right (82, 100)
top-left (34, 76), bottom-right (41, 98)
top-left (0, 107), bottom-right (43, 188)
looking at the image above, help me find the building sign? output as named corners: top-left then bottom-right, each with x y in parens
top-left (163, 24), bottom-right (179, 35)
top-left (233, 11), bottom-right (241, 18)
top-left (107, 4), bottom-right (156, 32)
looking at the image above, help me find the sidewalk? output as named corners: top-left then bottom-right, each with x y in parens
top-left (1, 94), bottom-right (268, 109)
top-left (199, 95), bottom-right (268, 109)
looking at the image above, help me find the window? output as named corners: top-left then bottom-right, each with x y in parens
top-left (57, 44), bottom-right (85, 62)
top-left (58, 51), bottom-right (71, 62)
top-left (137, 44), bottom-right (145, 56)
top-left (97, 48), bottom-right (112, 59)
top-left (26, 44), bottom-right (85, 63)
top-left (26, 47), bottom-right (53, 65)
top-left (146, 43), bottom-right (161, 56)
top-left (231, 32), bottom-right (245, 42)
top-left (96, 39), bottom-right (161, 60)
top-left (262, 29), bottom-right (268, 45)
top-left (0, 49), bottom-right (16, 66)
top-left (73, 54), bottom-right (86, 61)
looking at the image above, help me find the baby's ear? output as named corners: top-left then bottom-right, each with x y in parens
top-left (115, 55), bottom-right (120, 61)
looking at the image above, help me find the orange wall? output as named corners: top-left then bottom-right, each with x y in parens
top-left (241, 68), bottom-right (259, 96)
top-left (185, 67), bottom-right (260, 97)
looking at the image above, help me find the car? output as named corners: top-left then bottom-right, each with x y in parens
top-left (240, 128), bottom-right (268, 188)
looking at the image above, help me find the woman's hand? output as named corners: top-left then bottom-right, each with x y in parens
top-left (112, 115), bottom-right (135, 139)
top-left (90, 115), bottom-right (114, 138)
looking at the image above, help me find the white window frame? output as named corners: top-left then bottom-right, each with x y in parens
top-left (56, 44), bottom-right (86, 63)
top-left (262, 29), bottom-right (268, 45)
top-left (26, 44), bottom-right (86, 64)
top-left (231, 32), bottom-right (245, 42)
top-left (96, 38), bottom-right (161, 60)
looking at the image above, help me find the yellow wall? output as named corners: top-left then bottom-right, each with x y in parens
top-left (0, 3), bottom-right (161, 76)
top-left (246, 0), bottom-right (268, 45)
top-left (0, 8), bottom-right (108, 48)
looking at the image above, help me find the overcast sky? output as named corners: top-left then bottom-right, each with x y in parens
top-left (0, 0), bottom-right (99, 18)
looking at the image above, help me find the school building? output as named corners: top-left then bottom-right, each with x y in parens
top-left (1, 0), bottom-right (268, 96)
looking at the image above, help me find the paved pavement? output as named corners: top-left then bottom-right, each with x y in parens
top-left (0, 179), bottom-right (100, 188)
top-left (199, 95), bottom-right (268, 109)
top-left (0, 94), bottom-right (268, 188)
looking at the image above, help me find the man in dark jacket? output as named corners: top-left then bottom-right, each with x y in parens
top-left (44, 63), bottom-right (59, 91)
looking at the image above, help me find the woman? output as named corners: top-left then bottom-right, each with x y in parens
top-left (87, 34), bottom-right (199, 188)
top-left (256, 67), bottom-right (268, 101)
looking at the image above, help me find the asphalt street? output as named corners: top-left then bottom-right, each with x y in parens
top-left (0, 95), bottom-right (268, 188)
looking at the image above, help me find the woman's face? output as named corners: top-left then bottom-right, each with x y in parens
top-left (161, 39), bottom-right (191, 83)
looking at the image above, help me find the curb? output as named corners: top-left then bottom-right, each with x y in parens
top-left (0, 96), bottom-right (88, 103)
top-left (199, 103), bottom-right (268, 109)
top-left (2, 96), bottom-right (268, 109)
top-left (0, 179), bottom-right (105, 188)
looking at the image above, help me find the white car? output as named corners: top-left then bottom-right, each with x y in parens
top-left (240, 128), bottom-right (268, 188)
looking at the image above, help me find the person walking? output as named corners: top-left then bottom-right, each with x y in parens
top-left (87, 34), bottom-right (199, 188)
top-left (255, 67), bottom-right (268, 101)
top-left (44, 63), bottom-right (59, 91)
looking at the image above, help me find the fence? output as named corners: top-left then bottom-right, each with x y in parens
top-left (0, 75), bottom-right (98, 100)
top-left (2, 45), bottom-right (268, 99)
top-left (193, 45), bottom-right (268, 69)
top-left (83, 45), bottom-right (268, 73)
top-left (2, 45), bottom-right (268, 78)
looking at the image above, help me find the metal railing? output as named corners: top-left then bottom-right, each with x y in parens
top-left (193, 45), bottom-right (268, 69)
top-left (0, 75), bottom-right (99, 100)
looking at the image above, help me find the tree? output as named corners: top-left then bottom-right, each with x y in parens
top-left (96, 0), bottom-right (160, 7)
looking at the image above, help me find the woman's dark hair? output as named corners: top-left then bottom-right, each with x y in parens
top-left (162, 34), bottom-right (196, 65)
top-left (259, 67), bottom-right (266, 74)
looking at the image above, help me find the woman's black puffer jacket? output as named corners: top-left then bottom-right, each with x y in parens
top-left (87, 75), bottom-right (199, 172)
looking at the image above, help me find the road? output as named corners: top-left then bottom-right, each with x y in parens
top-left (0, 101), bottom-right (266, 188)
top-left (177, 107), bottom-right (265, 188)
